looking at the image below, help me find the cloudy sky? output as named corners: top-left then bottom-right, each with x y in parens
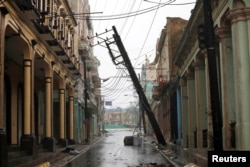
top-left (88, 0), bottom-right (196, 108)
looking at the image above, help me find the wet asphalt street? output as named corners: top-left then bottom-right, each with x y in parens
top-left (64, 129), bottom-right (171, 167)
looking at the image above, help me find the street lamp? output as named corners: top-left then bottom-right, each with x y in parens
top-left (102, 78), bottom-right (110, 82)
top-left (124, 93), bottom-right (138, 97)
top-left (101, 75), bottom-right (130, 82)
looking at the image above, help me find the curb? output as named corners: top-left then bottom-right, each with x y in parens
top-left (146, 136), bottom-right (186, 167)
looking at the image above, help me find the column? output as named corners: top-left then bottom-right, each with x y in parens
top-left (186, 70), bottom-right (196, 148)
top-left (20, 59), bottom-right (37, 155)
top-left (229, 8), bottom-right (250, 150)
top-left (180, 78), bottom-right (188, 148)
top-left (194, 58), bottom-right (207, 148)
top-left (58, 80), bottom-right (67, 147)
top-left (176, 87), bottom-right (182, 145)
top-left (216, 26), bottom-right (236, 149)
top-left (43, 66), bottom-right (56, 151)
top-left (68, 88), bottom-right (75, 144)
top-left (0, 11), bottom-right (7, 167)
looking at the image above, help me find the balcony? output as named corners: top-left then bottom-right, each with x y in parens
top-left (33, 20), bottom-right (54, 41)
top-left (86, 91), bottom-right (98, 114)
top-left (14, 0), bottom-right (40, 20)
top-left (78, 40), bottom-right (91, 59)
top-left (85, 60), bottom-right (98, 71)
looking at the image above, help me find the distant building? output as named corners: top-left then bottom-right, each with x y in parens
top-left (103, 107), bottom-right (139, 128)
top-left (104, 110), bottom-right (128, 126)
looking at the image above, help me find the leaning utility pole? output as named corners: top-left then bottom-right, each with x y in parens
top-left (89, 26), bottom-right (166, 146)
top-left (110, 26), bottom-right (166, 146)
top-left (202, 0), bottom-right (223, 151)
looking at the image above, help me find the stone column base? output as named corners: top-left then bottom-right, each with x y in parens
top-left (57, 138), bottom-right (68, 147)
top-left (43, 137), bottom-right (56, 152)
top-left (68, 139), bottom-right (75, 145)
top-left (0, 130), bottom-right (7, 167)
top-left (20, 134), bottom-right (38, 158)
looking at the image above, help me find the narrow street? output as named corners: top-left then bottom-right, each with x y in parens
top-left (64, 129), bottom-right (172, 167)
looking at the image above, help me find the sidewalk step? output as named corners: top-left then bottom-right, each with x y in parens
top-left (8, 152), bottom-right (33, 167)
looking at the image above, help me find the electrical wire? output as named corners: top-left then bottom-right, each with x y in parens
top-left (101, 76), bottom-right (135, 101)
top-left (101, 79), bottom-right (132, 97)
top-left (101, 70), bottom-right (131, 96)
top-left (94, 0), bottom-right (108, 33)
top-left (123, 0), bottom-right (143, 42)
top-left (74, 0), bottom-right (176, 20)
top-left (133, 0), bottom-right (161, 67)
top-left (119, 0), bottom-right (137, 34)
top-left (116, 0), bottom-right (132, 33)
top-left (101, 70), bottom-right (124, 91)
top-left (105, 0), bottom-right (120, 30)
top-left (52, 0), bottom-right (195, 20)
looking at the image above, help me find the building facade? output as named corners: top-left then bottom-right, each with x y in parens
top-left (148, 0), bottom-right (250, 166)
top-left (103, 109), bottom-right (128, 127)
top-left (175, 0), bottom-right (250, 151)
top-left (141, 57), bottom-right (156, 134)
top-left (0, 0), bottom-right (101, 166)
top-left (150, 17), bottom-right (188, 143)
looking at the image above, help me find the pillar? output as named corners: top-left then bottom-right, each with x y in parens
top-left (180, 78), bottom-right (188, 148)
top-left (186, 70), bottom-right (196, 148)
top-left (42, 66), bottom-right (56, 151)
top-left (58, 79), bottom-right (67, 147)
top-left (228, 7), bottom-right (250, 150)
top-left (216, 26), bottom-right (236, 149)
top-left (20, 59), bottom-right (37, 156)
top-left (176, 87), bottom-right (182, 145)
top-left (194, 58), bottom-right (207, 148)
top-left (0, 9), bottom-right (7, 167)
top-left (68, 88), bottom-right (75, 144)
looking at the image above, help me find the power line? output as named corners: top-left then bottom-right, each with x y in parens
top-left (133, 0), bottom-right (162, 67)
top-left (123, 0), bottom-right (143, 42)
top-left (74, 0), bottom-right (177, 20)
top-left (119, 0), bottom-right (137, 34)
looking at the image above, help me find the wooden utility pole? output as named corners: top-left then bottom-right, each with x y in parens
top-left (110, 26), bottom-right (166, 146)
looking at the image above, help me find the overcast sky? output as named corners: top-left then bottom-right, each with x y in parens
top-left (88, 0), bottom-right (196, 108)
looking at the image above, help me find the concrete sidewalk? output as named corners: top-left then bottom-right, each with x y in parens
top-left (146, 136), bottom-right (206, 167)
top-left (15, 135), bottom-right (104, 167)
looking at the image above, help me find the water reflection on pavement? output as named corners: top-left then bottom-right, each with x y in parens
top-left (65, 129), bottom-right (171, 167)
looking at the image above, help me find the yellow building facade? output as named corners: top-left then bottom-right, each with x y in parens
top-left (0, 0), bottom-right (100, 166)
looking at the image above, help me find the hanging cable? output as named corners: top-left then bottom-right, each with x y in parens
top-left (123, 0), bottom-right (143, 42)
top-left (133, 0), bottom-right (162, 67)
top-left (74, 0), bottom-right (176, 20)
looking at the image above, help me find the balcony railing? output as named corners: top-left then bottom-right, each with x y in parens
top-left (13, 0), bottom-right (80, 77)
top-left (15, 0), bottom-right (40, 20)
